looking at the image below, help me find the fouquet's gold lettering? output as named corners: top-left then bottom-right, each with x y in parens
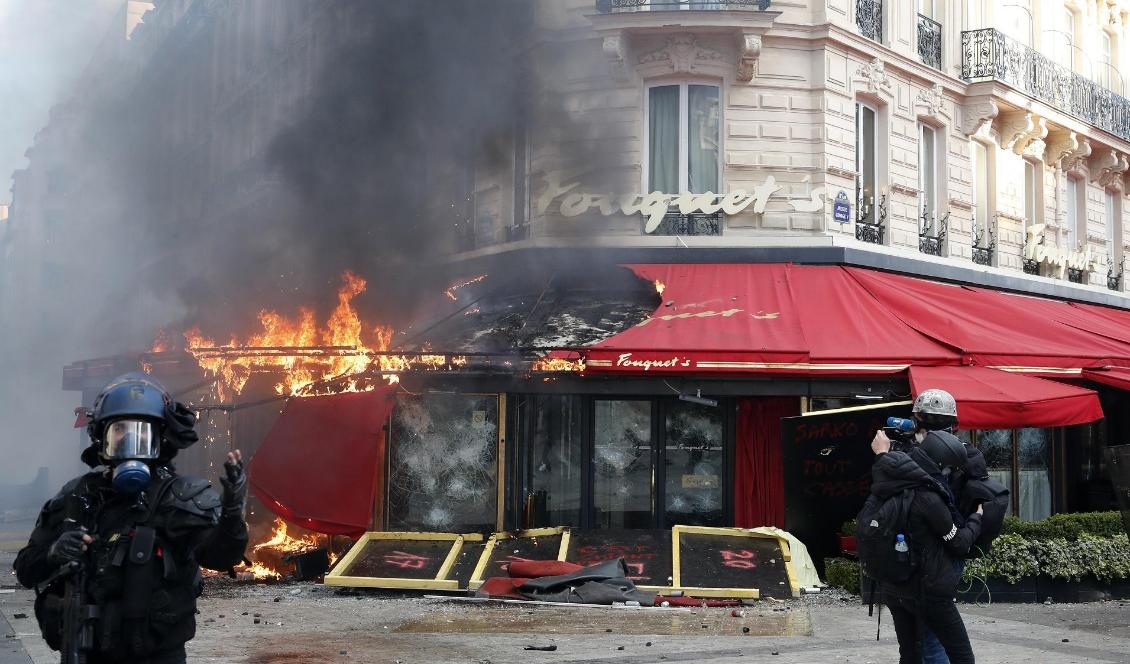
top-left (536, 172), bottom-right (828, 233)
top-left (1024, 224), bottom-right (1098, 278)
top-left (634, 308), bottom-right (744, 326)
top-left (615, 353), bottom-right (692, 371)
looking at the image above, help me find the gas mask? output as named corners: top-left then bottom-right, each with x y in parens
top-left (102, 419), bottom-right (160, 494)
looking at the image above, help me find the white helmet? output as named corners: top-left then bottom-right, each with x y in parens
top-left (912, 388), bottom-right (958, 430)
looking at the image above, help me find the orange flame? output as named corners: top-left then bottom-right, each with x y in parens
top-left (531, 356), bottom-right (586, 372)
top-left (236, 518), bottom-right (334, 580)
top-left (654, 279), bottom-right (665, 296)
top-left (444, 274), bottom-right (488, 300)
top-left (184, 271), bottom-right (392, 399)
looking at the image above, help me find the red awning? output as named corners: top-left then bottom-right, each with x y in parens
top-left (248, 388), bottom-right (395, 535)
top-left (846, 268), bottom-right (1130, 371)
top-left (1081, 366), bottom-right (1130, 391)
top-left (581, 264), bottom-right (960, 374)
top-left (908, 365), bottom-right (1104, 429)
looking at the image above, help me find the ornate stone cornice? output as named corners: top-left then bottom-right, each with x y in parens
top-left (603, 34), bottom-right (629, 82)
top-left (998, 111), bottom-right (1034, 150)
top-left (1044, 130), bottom-right (1078, 168)
top-left (855, 57), bottom-right (893, 97)
top-left (915, 83), bottom-right (945, 121)
top-left (636, 33), bottom-right (730, 75)
top-left (1092, 149), bottom-right (1129, 190)
top-left (737, 33), bottom-right (761, 82)
top-left (961, 97), bottom-right (998, 136)
top-left (1064, 137), bottom-right (1093, 173)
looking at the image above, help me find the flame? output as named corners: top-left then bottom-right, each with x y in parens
top-left (444, 274), bottom-right (488, 300)
top-left (531, 356), bottom-right (586, 372)
top-left (236, 518), bottom-right (334, 581)
top-left (150, 329), bottom-right (171, 353)
top-left (184, 271), bottom-right (392, 398)
top-left (654, 279), bottom-right (666, 296)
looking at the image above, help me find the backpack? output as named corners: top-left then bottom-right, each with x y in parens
top-left (964, 476), bottom-right (1009, 558)
top-left (855, 489), bottom-right (917, 585)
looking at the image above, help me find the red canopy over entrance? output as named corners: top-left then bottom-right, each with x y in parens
top-left (907, 366), bottom-right (1102, 429)
top-left (1081, 366), bottom-right (1130, 392)
top-left (248, 388), bottom-right (395, 535)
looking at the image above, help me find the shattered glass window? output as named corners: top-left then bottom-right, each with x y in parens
top-left (523, 395), bottom-right (584, 528)
top-left (387, 394), bottom-right (498, 532)
top-left (663, 399), bottom-right (724, 528)
top-left (593, 400), bottom-right (654, 529)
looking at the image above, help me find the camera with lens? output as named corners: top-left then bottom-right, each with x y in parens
top-left (883, 416), bottom-right (918, 453)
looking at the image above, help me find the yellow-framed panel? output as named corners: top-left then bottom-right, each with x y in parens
top-left (468, 527), bottom-right (570, 591)
top-left (325, 531), bottom-right (484, 590)
top-left (671, 525), bottom-right (798, 598)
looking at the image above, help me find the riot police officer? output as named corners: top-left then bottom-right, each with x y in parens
top-left (14, 373), bottom-right (249, 663)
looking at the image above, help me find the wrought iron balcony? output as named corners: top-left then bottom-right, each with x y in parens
top-left (1067, 267), bottom-right (1086, 284)
top-left (917, 14), bottom-right (942, 70)
top-left (595, 0), bottom-right (771, 12)
top-left (855, 192), bottom-right (886, 245)
top-left (919, 210), bottom-right (948, 256)
top-left (971, 220), bottom-right (995, 266)
top-left (857, 0), bottom-right (882, 43)
top-left (962, 28), bottom-right (1130, 143)
top-left (1108, 255), bottom-right (1124, 291)
top-left (646, 210), bottom-right (723, 236)
top-left (1022, 258), bottom-right (1040, 275)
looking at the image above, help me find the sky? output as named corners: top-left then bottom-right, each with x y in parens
top-left (0, 0), bottom-right (120, 196)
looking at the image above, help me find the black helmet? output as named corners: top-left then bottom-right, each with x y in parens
top-left (920, 430), bottom-right (967, 472)
top-left (81, 373), bottom-right (186, 468)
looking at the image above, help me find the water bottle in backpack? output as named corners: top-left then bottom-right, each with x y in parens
top-left (894, 533), bottom-right (909, 565)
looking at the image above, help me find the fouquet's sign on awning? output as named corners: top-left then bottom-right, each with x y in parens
top-left (536, 172), bottom-right (827, 233)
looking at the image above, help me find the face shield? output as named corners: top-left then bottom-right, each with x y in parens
top-left (103, 419), bottom-right (160, 460)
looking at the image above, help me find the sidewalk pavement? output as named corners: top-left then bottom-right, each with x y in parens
top-left (2, 542), bottom-right (1128, 663)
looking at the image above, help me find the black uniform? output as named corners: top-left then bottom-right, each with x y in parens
top-left (14, 465), bottom-right (248, 663)
top-left (870, 448), bottom-right (983, 664)
top-left (949, 446), bottom-right (1008, 557)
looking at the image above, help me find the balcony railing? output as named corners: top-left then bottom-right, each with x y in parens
top-left (595, 0), bottom-right (771, 12)
top-left (917, 14), bottom-right (942, 70)
top-left (918, 210), bottom-right (948, 256)
top-left (962, 28), bottom-right (1130, 144)
top-left (971, 220), bottom-right (995, 266)
top-left (1109, 255), bottom-right (1124, 291)
top-left (855, 191), bottom-right (887, 245)
top-left (857, 0), bottom-right (882, 42)
top-left (646, 211), bottom-right (723, 236)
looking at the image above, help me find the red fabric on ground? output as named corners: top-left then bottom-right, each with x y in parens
top-left (248, 387), bottom-right (395, 535)
top-left (475, 576), bottom-right (531, 600)
top-left (507, 560), bottom-right (584, 578)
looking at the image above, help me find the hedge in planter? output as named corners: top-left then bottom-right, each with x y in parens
top-left (963, 533), bottom-right (1130, 601)
top-left (824, 557), bottom-right (861, 595)
top-left (1001, 511), bottom-right (1123, 541)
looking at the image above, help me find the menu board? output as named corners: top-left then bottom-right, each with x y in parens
top-left (468, 528), bottom-right (568, 589)
top-left (324, 532), bottom-right (481, 590)
top-left (564, 529), bottom-right (673, 590)
top-left (781, 403), bottom-right (908, 573)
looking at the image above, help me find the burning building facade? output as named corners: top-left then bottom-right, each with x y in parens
top-left (7, 0), bottom-right (1130, 569)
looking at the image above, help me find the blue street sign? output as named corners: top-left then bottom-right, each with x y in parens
top-left (833, 191), bottom-right (851, 224)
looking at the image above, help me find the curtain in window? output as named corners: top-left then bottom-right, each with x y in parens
top-left (649, 86), bottom-right (679, 193)
top-left (978, 429), bottom-right (1013, 518)
top-left (688, 85), bottom-right (719, 194)
top-left (1018, 428), bottom-right (1052, 520)
top-left (734, 397), bottom-right (799, 528)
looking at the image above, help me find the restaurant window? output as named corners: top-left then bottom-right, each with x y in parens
top-left (646, 83), bottom-right (721, 194)
top-left (856, 102), bottom-right (879, 221)
top-left (386, 394), bottom-right (499, 532)
top-left (517, 396), bottom-right (728, 530)
top-left (968, 427), bottom-right (1054, 520)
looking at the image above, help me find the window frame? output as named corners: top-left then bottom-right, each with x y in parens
top-left (1106, 189), bottom-right (1121, 263)
top-left (1023, 158), bottom-right (1043, 235)
top-left (1065, 175), bottom-right (1084, 251)
top-left (971, 139), bottom-right (995, 249)
top-left (856, 101), bottom-right (880, 222)
top-left (961, 427), bottom-right (1060, 520)
top-left (642, 80), bottom-right (723, 195)
top-left (918, 123), bottom-right (938, 228)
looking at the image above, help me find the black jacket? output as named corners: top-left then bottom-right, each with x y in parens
top-left (950, 447), bottom-right (992, 516)
top-left (13, 466), bottom-right (248, 660)
top-left (869, 449), bottom-right (982, 597)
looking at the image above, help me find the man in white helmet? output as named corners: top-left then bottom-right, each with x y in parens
top-left (911, 388), bottom-right (959, 439)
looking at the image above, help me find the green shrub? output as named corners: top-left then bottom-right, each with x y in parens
top-left (840, 518), bottom-right (857, 535)
top-left (962, 532), bottom-right (1130, 583)
top-left (824, 557), bottom-right (861, 595)
top-left (963, 533), bottom-right (1038, 584)
top-left (1001, 511), bottom-right (1123, 541)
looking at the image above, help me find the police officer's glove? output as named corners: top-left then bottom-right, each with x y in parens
top-left (163, 401), bottom-right (199, 450)
top-left (219, 450), bottom-right (247, 519)
top-left (47, 529), bottom-right (91, 567)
